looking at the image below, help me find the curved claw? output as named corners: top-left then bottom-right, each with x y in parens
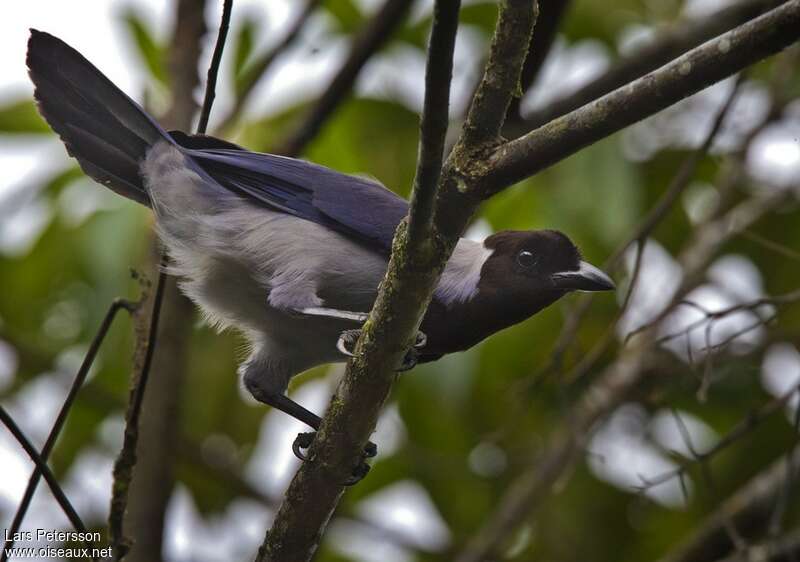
top-left (344, 462), bottom-right (371, 486)
top-left (396, 347), bottom-right (418, 372)
top-left (336, 335), bottom-right (357, 357)
top-left (292, 431), bottom-right (315, 461)
top-left (336, 329), bottom-right (362, 358)
top-left (414, 331), bottom-right (427, 349)
top-left (363, 441), bottom-right (378, 458)
top-left (294, 432), bottom-right (375, 485)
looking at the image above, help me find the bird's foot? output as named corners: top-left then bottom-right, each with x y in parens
top-left (292, 431), bottom-right (378, 486)
top-left (397, 331), bottom-right (427, 371)
top-left (337, 329), bottom-right (427, 372)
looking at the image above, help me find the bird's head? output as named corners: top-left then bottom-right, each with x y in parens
top-left (478, 229), bottom-right (615, 300)
top-left (425, 229), bottom-right (616, 354)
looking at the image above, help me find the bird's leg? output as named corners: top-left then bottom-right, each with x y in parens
top-left (248, 382), bottom-right (376, 485)
top-left (255, 391), bottom-right (322, 430)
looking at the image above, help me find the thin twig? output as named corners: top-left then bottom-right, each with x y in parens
top-left (505, 0), bottom-right (571, 122)
top-left (108, 264), bottom-right (168, 557)
top-left (639, 380), bottom-right (800, 493)
top-left (713, 531), bottom-right (800, 562)
top-left (511, 0), bottom-right (789, 132)
top-left (518, 75), bottom-right (743, 392)
top-left (109, 3), bottom-right (233, 555)
top-left (407, 0), bottom-right (461, 248)
top-left (455, 188), bottom-right (786, 562)
top-left (481, 1), bottom-right (800, 196)
top-left (1, 299), bottom-right (135, 560)
top-left (214, 0), bottom-right (321, 135)
top-left (658, 449), bottom-right (800, 562)
top-left (0, 406), bottom-right (98, 560)
top-left (256, 2), bottom-right (539, 560)
top-left (197, 0), bottom-right (233, 134)
top-left (767, 390), bottom-right (800, 541)
top-left (278, 0), bottom-right (414, 156)
top-left (639, 289), bottom-right (800, 348)
top-left (669, 410), bottom-right (747, 550)
top-left (742, 229), bottom-right (800, 263)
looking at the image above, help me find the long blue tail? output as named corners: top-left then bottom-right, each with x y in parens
top-left (27, 29), bottom-right (174, 207)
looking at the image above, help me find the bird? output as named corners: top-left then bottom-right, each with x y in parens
top-left (27, 30), bottom-right (615, 473)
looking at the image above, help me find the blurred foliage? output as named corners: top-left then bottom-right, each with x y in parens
top-left (0, 100), bottom-right (49, 134)
top-left (1, 1), bottom-right (800, 562)
top-left (121, 8), bottom-right (168, 87)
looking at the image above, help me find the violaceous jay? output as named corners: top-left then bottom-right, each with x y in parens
top-left (27, 31), bottom-right (615, 465)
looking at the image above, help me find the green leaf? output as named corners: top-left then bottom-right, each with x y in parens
top-left (122, 10), bottom-right (167, 86)
top-left (459, 1), bottom-right (499, 34)
top-left (324, 0), bottom-right (364, 35)
top-left (0, 100), bottom-right (50, 133)
top-left (233, 16), bottom-right (257, 93)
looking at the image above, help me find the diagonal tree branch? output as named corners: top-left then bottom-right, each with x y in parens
top-left (214, 0), bottom-right (321, 135)
top-left (658, 448), bottom-right (800, 562)
top-left (255, 2), bottom-right (539, 561)
top-left (512, 0), bottom-right (790, 133)
top-left (407, 2), bottom-right (462, 247)
top-left (533, 75), bottom-right (744, 387)
top-left (277, 0), bottom-right (415, 156)
top-left (481, 0), bottom-right (800, 197)
top-left (254, 0), bottom-right (800, 559)
top-left (109, 0), bottom-right (231, 559)
top-left (2, 298), bottom-right (135, 560)
top-left (197, 0), bottom-right (233, 134)
top-left (0, 405), bottom-right (98, 559)
top-left (457, 2), bottom-right (538, 149)
top-left (714, 531), bottom-right (800, 562)
top-left (505, 0), bottom-right (570, 122)
top-left (455, 187), bottom-right (789, 562)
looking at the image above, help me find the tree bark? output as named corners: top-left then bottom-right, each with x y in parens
top-left (122, 1), bottom-right (206, 560)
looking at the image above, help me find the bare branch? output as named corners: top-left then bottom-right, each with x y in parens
top-left (714, 532), bottom-right (800, 562)
top-left (256, 2), bottom-right (539, 560)
top-left (109, 0), bottom-right (229, 556)
top-left (458, 0), bottom-right (538, 149)
top-left (505, 0), bottom-right (571, 122)
top-left (109, 262), bottom-right (169, 558)
top-left (658, 449), bottom-right (800, 562)
top-left (514, 0), bottom-right (790, 132)
top-left (0, 406), bottom-right (98, 559)
top-left (197, 0), bottom-right (234, 134)
top-left (652, 289), bottom-right (800, 349)
top-left (481, 1), bottom-right (800, 197)
top-left (408, 1), bottom-right (461, 247)
top-left (214, 0), bottom-right (321, 135)
top-left (455, 189), bottom-right (786, 562)
top-left (639, 379), bottom-right (800, 494)
top-left (516, 76), bottom-right (743, 393)
top-left (1, 299), bottom-right (135, 560)
top-left (742, 229), bottom-right (800, 263)
top-left (277, 0), bottom-right (415, 156)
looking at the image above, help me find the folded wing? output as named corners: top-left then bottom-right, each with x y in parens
top-left (180, 140), bottom-right (409, 253)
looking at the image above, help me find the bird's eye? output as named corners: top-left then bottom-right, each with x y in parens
top-left (516, 250), bottom-right (537, 268)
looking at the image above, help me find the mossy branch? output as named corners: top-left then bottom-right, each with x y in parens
top-left (256, 2), bottom-right (538, 561)
top-left (255, 1), bottom-right (800, 561)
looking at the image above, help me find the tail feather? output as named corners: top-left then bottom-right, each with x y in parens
top-left (27, 29), bottom-right (173, 206)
